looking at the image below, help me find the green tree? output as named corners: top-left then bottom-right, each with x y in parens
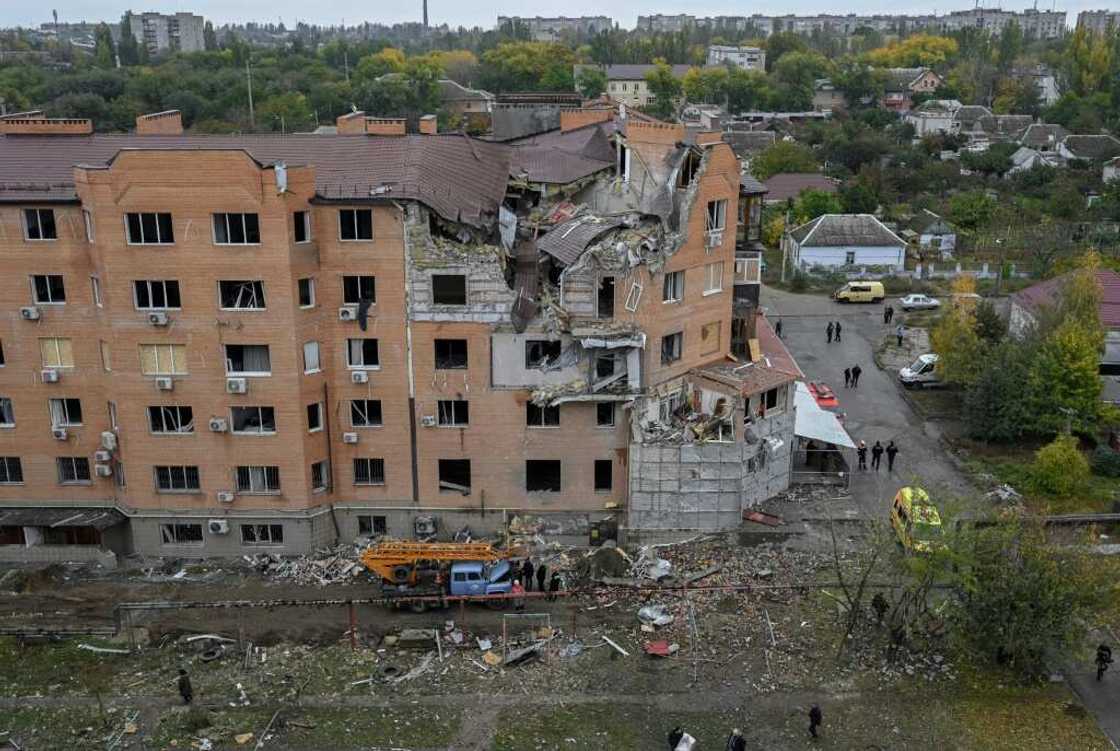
top-left (257, 92), bottom-right (315, 132)
top-left (930, 292), bottom-right (987, 387)
top-left (973, 299), bottom-right (1004, 344)
top-left (948, 190), bottom-right (996, 230)
top-left (1065, 27), bottom-right (1113, 97)
top-left (763, 31), bottom-right (807, 72)
top-left (772, 51), bottom-right (831, 92)
top-left (1032, 434), bottom-right (1090, 497)
top-left (479, 42), bottom-right (576, 93)
top-left (839, 181), bottom-right (879, 213)
top-left (681, 65), bottom-right (728, 104)
top-left (354, 47), bottom-right (406, 84)
top-left (831, 58), bottom-right (883, 106)
top-left (995, 20), bottom-right (1023, 72)
top-left (1029, 318), bottom-right (1104, 435)
top-left (118, 13), bottom-right (140, 66)
top-left (724, 68), bottom-right (771, 113)
top-left (576, 67), bottom-right (607, 99)
top-left (794, 188), bottom-right (842, 222)
top-left (965, 340), bottom-right (1034, 442)
top-left (643, 60), bottom-right (682, 119)
top-left (93, 23), bottom-right (116, 68)
top-left (750, 141), bottom-right (818, 180)
top-left (203, 21), bottom-right (218, 51)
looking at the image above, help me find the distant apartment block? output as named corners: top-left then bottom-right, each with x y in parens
top-left (1078, 9), bottom-right (1120, 33)
top-left (706, 45), bottom-right (766, 71)
top-left (130, 11), bottom-right (206, 55)
top-left (496, 16), bottom-right (612, 41)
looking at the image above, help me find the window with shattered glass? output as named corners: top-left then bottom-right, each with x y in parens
top-left (219, 280), bottom-right (266, 309)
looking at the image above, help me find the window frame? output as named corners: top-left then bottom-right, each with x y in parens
top-left (431, 274), bottom-right (467, 306)
top-left (342, 275), bottom-right (376, 305)
top-left (307, 402), bottom-right (323, 433)
top-left (358, 514), bottom-right (388, 534)
top-left (147, 405), bottom-right (195, 435)
top-left (40, 337), bottom-right (74, 369)
top-left (31, 274), bottom-right (66, 305)
top-left (133, 279), bottom-right (182, 311)
top-left (624, 282), bottom-right (643, 312)
top-left (23, 208), bottom-right (57, 241)
top-left (154, 465), bottom-right (201, 493)
top-left (437, 399), bottom-right (470, 427)
top-left (83, 209), bottom-right (94, 242)
top-left (526, 402), bottom-right (561, 428)
top-left (346, 338), bottom-right (380, 370)
top-left (704, 261), bottom-right (724, 295)
top-left (90, 276), bottom-right (102, 307)
top-left (48, 397), bottom-right (83, 427)
top-left (298, 277), bottom-right (316, 308)
top-left (57, 456), bottom-right (91, 485)
top-left (235, 465), bottom-right (281, 495)
top-left (525, 459), bottom-right (562, 493)
top-left (338, 209), bottom-right (374, 242)
top-left (434, 339), bottom-right (469, 370)
top-left (706, 198), bottom-right (728, 232)
top-left (662, 270), bottom-right (684, 304)
top-left (293, 210), bottom-right (311, 244)
top-left (700, 321), bottom-right (721, 355)
top-left (140, 343), bottom-right (187, 377)
top-left (354, 458), bottom-right (386, 486)
top-left (303, 341), bottom-right (322, 374)
top-left (0, 457), bottom-right (23, 485)
top-left (224, 344), bottom-right (271, 377)
top-left (0, 398), bottom-right (12, 428)
top-left (525, 340), bottom-right (562, 369)
top-left (212, 212), bottom-right (262, 246)
top-left (594, 459), bottom-right (613, 492)
top-left (241, 523), bottom-right (284, 546)
top-left (230, 405), bottom-right (277, 435)
top-left (160, 522), bottom-right (203, 545)
top-left (438, 459), bottom-right (472, 494)
top-left (661, 331), bottom-right (684, 365)
top-left (218, 280), bottom-right (267, 311)
top-left (596, 402), bottom-right (615, 428)
top-left (124, 212), bottom-right (174, 245)
top-left (350, 399), bottom-right (383, 428)
top-left (311, 460), bottom-right (330, 492)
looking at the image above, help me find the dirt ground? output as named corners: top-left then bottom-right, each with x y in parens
top-left (0, 535), bottom-right (1111, 750)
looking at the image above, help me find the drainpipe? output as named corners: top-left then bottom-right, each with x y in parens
top-left (393, 201), bottom-right (421, 505)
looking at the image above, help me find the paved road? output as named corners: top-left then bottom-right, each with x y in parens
top-left (759, 286), bottom-right (975, 520)
top-left (1066, 667), bottom-right (1120, 750)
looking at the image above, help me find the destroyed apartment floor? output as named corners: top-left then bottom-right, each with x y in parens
top-left (0, 538), bottom-right (1111, 750)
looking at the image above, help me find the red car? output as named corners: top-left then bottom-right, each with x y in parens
top-left (808, 382), bottom-right (839, 409)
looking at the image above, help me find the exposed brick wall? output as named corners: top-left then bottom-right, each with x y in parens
top-left (136, 111), bottom-right (183, 136)
top-left (560, 109), bottom-right (612, 132)
top-left (418, 115), bottom-right (438, 135)
top-left (335, 111), bottom-right (367, 135)
top-left (365, 119), bottom-right (407, 136)
top-left (624, 121), bottom-right (686, 145)
top-left (0, 118), bottom-right (93, 135)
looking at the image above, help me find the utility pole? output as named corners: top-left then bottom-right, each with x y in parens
top-left (423, 0), bottom-right (429, 28)
top-left (246, 58), bottom-right (255, 129)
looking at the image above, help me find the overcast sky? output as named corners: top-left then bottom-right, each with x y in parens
top-left (0, 1), bottom-right (1094, 31)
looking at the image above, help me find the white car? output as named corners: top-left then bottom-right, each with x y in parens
top-left (899, 294), bottom-right (941, 311)
top-left (899, 354), bottom-right (942, 388)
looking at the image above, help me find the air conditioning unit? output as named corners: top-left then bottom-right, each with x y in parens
top-left (20, 306), bottom-right (40, 320)
top-left (147, 311), bottom-right (170, 327)
top-left (342, 432), bottom-right (359, 444)
top-left (100, 431), bottom-right (117, 451)
top-left (40, 369), bottom-right (60, 383)
top-left (207, 519), bottom-right (230, 535)
top-left (216, 490), bottom-right (235, 504)
top-left (52, 427), bottom-right (68, 440)
top-left (420, 415), bottom-right (437, 427)
top-left (705, 230), bottom-right (724, 249)
top-left (226, 377), bottom-right (248, 394)
top-left (350, 371), bottom-right (369, 384)
top-left (93, 449), bottom-right (112, 463)
top-left (208, 417), bottom-right (228, 433)
top-left (155, 377), bottom-right (174, 391)
top-left (338, 305), bottom-right (358, 321)
top-left (94, 463), bottom-right (113, 478)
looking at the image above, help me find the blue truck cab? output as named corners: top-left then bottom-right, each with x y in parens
top-left (449, 560), bottom-right (512, 597)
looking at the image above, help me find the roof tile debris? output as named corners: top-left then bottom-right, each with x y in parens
top-left (508, 122), bottom-right (617, 184)
top-left (538, 215), bottom-right (626, 266)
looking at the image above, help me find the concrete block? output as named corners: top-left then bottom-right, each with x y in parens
top-left (699, 463), bottom-right (722, 480)
top-left (680, 445), bottom-right (701, 463)
top-left (680, 477), bottom-right (702, 492)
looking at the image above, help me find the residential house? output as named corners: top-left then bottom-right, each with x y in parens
top-left (573, 64), bottom-right (692, 108)
top-left (1007, 146), bottom-right (1064, 174)
top-left (812, 79), bottom-right (846, 113)
top-left (904, 209), bottom-right (956, 260)
top-left (783, 214), bottom-right (907, 271)
top-left (724, 129), bottom-right (777, 166)
top-left (904, 99), bottom-right (961, 137)
top-left (438, 80), bottom-right (494, 116)
top-left (761, 173), bottom-right (838, 204)
top-left (880, 68), bottom-right (943, 112)
top-left (1019, 123), bottom-right (1068, 152)
top-left (707, 45), bottom-right (766, 71)
top-left (1058, 134), bottom-right (1120, 163)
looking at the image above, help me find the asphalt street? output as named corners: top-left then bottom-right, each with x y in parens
top-left (760, 286), bottom-right (975, 519)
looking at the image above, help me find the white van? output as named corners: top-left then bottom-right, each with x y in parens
top-left (899, 354), bottom-right (941, 388)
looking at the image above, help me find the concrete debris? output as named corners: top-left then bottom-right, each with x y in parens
top-left (637, 605), bottom-right (675, 627)
top-left (393, 652), bottom-right (436, 684)
top-left (246, 542), bottom-right (369, 586)
top-left (558, 640), bottom-right (584, 659)
top-left (986, 483), bottom-right (1023, 505)
top-left (233, 733), bottom-right (254, 745)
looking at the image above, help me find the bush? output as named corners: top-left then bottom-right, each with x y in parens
top-left (1031, 435), bottom-right (1089, 497)
top-left (789, 271), bottom-right (808, 292)
top-left (880, 275), bottom-right (913, 295)
top-left (1090, 445), bottom-right (1120, 477)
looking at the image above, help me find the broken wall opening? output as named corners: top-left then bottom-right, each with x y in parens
top-left (526, 460), bottom-right (562, 492)
top-left (438, 459), bottom-right (471, 494)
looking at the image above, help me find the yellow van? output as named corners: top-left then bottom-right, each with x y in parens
top-left (890, 486), bottom-right (943, 553)
top-left (832, 281), bottom-right (885, 304)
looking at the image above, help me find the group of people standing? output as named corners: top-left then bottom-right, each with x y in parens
top-left (856, 440), bottom-right (900, 472)
top-left (667, 705), bottom-right (824, 749)
top-left (510, 558), bottom-right (561, 609)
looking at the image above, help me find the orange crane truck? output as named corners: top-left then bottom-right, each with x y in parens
top-left (358, 541), bottom-right (514, 611)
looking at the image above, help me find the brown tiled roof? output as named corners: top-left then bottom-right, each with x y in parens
top-left (537, 215), bottom-right (624, 265)
top-left (762, 172), bottom-right (837, 202)
top-left (1012, 269), bottom-right (1120, 328)
top-left (0, 133), bottom-right (512, 227)
top-left (508, 122), bottom-right (616, 184)
top-left (697, 317), bottom-right (802, 395)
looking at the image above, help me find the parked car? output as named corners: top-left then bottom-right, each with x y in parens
top-left (899, 353), bottom-right (941, 389)
top-left (807, 382), bottom-right (838, 409)
top-left (833, 281), bottom-right (885, 303)
top-left (899, 294), bottom-right (941, 311)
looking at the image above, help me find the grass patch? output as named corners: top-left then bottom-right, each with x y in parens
top-left (0, 637), bottom-right (128, 696)
top-left (1, 707), bottom-right (107, 746)
top-left (963, 445), bottom-right (1120, 514)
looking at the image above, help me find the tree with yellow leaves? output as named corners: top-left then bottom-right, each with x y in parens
top-left (1065, 27), bottom-right (1113, 97)
top-left (865, 34), bottom-right (959, 68)
top-left (930, 275), bottom-right (986, 387)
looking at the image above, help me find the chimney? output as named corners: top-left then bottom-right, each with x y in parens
top-left (418, 114), bottom-right (437, 135)
top-left (364, 118), bottom-right (407, 136)
top-left (0, 117), bottom-right (93, 135)
top-left (336, 110), bottom-right (367, 135)
top-left (136, 110), bottom-right (183, 135)
top-left (560, 108), bottom-right (612, 133)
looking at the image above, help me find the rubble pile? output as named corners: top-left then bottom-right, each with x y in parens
top-left (246, 542), bottom-right (372, 586)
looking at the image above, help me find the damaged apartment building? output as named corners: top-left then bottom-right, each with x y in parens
top-left (0, 106), bottom-right (799, 561)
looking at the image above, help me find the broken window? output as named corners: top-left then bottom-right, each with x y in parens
top-left (432, 275), bottom-right (467, 305)
top-left (0, 340), bottom-right (4, 366)
top-left (126, 212), bottom-right (174, 244)
top-left (526, 403), bottom-right (560, 427)
top-left (526, 460), bottom-right (561, 492)
top-left (659, 392), bottom-right (683, 423)
top-left (0, 457), bottom-right (22, 484)
top-left (225, 344), bottom-right (271, 375)
top-left (147, 405), bottom-right (194, 434)
top-left (734, 257), bottom-right (761, 284)
top-left (160, 522), bottom-right (203, 544)
top-left (661, 332), bottom-right (683, 365)
top-left (236, 465), bottom-right (281, 494)
top-left (706, 199), bottom-right (727, 232)
top-left (303, 341), bottom-right (321, 373)
top-left (434, 339), bottom-right (468, 369)
top-left (231, 406), bottom-right (276, 434)
top-left (624, 282), bottom-right (643, 312)
top-left (714, 421), bottom-right (735, 442)
top-left (90, 276), bottom-right (102, 307)
top-left (762, 385), bottom-right (786, 415)
top-left (339, 209), bottom-right (373, 241)
top-left (32, 274), bottom-right (65, 304)
top-left (49, 398), bottom-right (82, 427)
top-left (213, 213), bottom-right (261, 245)
top-left (677, 150), bottom-right (701, 188)
top-left (350, 399), bottom-right (383, 428)
top-left (525, 340), bottom-right (562, 368)
top-left (662, 271), bottom-right (684, 303)
top-left (594, 459), bottom-right (613, 492)
top-left (700, 321), bottom-right (721, 355)
top-left (57, 456), bottom-right (91, 484)
top-left (343, 275), bottom-right (376, 304)
top-left (154, 465), bottom-right (201, 492)
top-left (298, 278), bottom-right (316, 307)
top-left (0, 398), bottom-right (13, 427)
top-left (595, 354), bottom-right (616, 379)
top-left (347, 338), bottom-right (380, 369)
top-left (311, 460), bottom-right (329, 491)
top-left (438, 459), bottom-right (471, 494)
top-left (307, 402), bottom-right (323, 432)
top-left (219, 280), bottom-right (266, 309)
top-left (354, 458), bottom-right (386, 486)
top-left (358, 514), bottom-right (388, 534)
top-left (704, 262), bottom-right (724, 294)
top-left (596, 402), bottom-right (615, 427)
top-left (241, 524), bottom-right (284, 545)
top-left (24, 208), bottom-right (57, 240)
top-left (40, 337), bottom-right (74, 368)
top-left (134, 280), bottom-right (182, 310)
top-left (597, 276), bottom-right (615, 319)
top-left (437, 399), bottom-right (470, 427)
top-left (293, 211), bottom-right (311, 243)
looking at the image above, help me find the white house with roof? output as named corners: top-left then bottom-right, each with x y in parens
top-left (783, 214), bottom-right (907, 271)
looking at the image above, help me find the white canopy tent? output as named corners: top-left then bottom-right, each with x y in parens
top-left (792, 381), bottom-right (855, 485)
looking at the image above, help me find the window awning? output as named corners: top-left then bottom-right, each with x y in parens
top-left (793, 382), bottom-right (855, 449)
top-left (0, 507), bottom-right (126, 530)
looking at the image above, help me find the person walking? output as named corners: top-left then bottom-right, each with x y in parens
top-left (775, 318), bottom-right (783, 339)
top-left (843, 368), bottom-right (852, 388)
top-left (896, 323), bottom-right (905, 347)
top-left (521, 558), bottom-right (535, 592)
top-left (668, 726), bottom-right (684, 750)
top-left (548, 572), bottom-right (561, 602)
top-left (177, 668), bottom-right (193, 705)
top-left (871, 441), bottom-right (884, 471)
top-left (808, 704), bottom-right (823, 739)
top-left (726, 728), bottom-right (747, 751)
top-left (857, 440), bottom-right (867, 470)
top-left (834, 320), bottom-right (842, 342)
top-left (1097, 644), bottom-right (1113, 681)
top-left (536, 562), bottom-right (547, 593)
top-left (851, 364), bottom-right (862, 388)
top-left (826, 321), bottom-right (834, 343)
top-left (885, 305), bottom-right (894, 324)
top-left (886, 441), bottom-right (899, 472)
